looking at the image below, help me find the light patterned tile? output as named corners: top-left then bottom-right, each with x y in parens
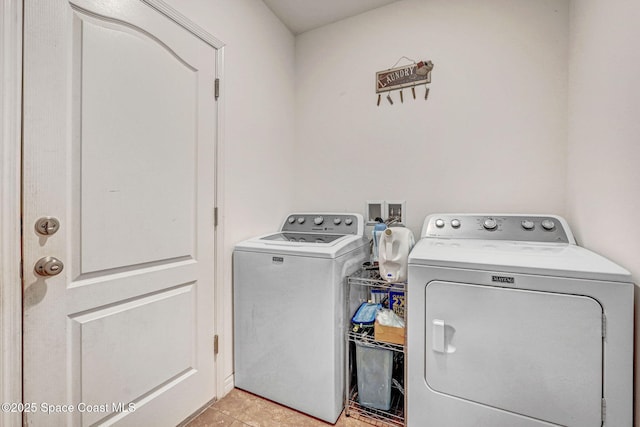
top-left (186, 407), bottom-right (246, 427)
top-left (191, 389), bottom-right (389, 427)
top-left (212, 388), bottom-right (261, 417)
top-left (231, 396), bottom-right (298, 426)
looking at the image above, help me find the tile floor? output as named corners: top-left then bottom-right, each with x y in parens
top-left (187, 388), bottom-right (375, 427)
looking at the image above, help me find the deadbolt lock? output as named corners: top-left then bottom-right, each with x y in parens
top-left (34, 257), bottom-right (64, 277)
top-left (35, 217), bottom-right (60, 236)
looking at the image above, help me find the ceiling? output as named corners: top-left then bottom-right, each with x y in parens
top-left (262, 0), bottom-right (402, 35)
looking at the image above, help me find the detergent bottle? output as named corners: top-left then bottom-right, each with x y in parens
top-left (378, 227), bottom-right (415, 282)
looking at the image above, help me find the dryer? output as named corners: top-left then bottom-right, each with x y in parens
top-left (233, 213), bottom-right (368, 423)
top-left (407, 214), bottom-right (633, 427)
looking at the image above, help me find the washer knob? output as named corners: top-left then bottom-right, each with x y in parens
top-left (451, 219), bottom-right (461, 229)
top-left (344, 217), bottom-right (353, 226)
top-left (541, 219), bottom-right (556, 231)
top-left (483, 218), bottom-right (498, 230)
top-left (287, 216), bottom-right (296, 224)
top-left (297, 217), bottom-right (305, 224)
top-left (333, 218), bottom-right (342, 225)
top-left (435, 219), bottom-right (445, 228)
top-left (314, 216), bottom-right (324, 225)
top-left (521, 220), bottom-right (535, 230)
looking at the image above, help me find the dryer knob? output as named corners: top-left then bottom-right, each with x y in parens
top-left (314, 216), bottom-right (324, 225)
top-left (297, 217), bottom-right (305, 224)
top-left (483, 218), bottom-right (498, 230)
top-left (287, 216), bottom-right (296, 224)
top-left (435, 219), bottom-right (445, 228)
top-left (344, 218), bottom-right (353, 226)
top-left (541, 219), bottom-right (556, 231)
top-left (451, 219), bottom-right (461, 229)
top-left (333, 218), bottom-right (342, 225)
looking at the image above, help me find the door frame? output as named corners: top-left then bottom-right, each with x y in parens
top-left (0, 0), bottom-right (23, 425)
top-left (0, 1), bottom-right (227, 424)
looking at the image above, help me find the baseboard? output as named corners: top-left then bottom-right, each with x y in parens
top-left (223, 374), bottom-right (235, 395)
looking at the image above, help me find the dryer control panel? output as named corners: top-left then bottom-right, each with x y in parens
top-left (281, 213), bottom-right (361, 235)
top-left (422, 214), bottom-right (572, 243)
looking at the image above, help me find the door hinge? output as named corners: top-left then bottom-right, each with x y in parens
top-left (601, 397), bottom-right (606, 423)
top-left (214, 78), bottom-right (220, 100)
top-left (213, 335), bottom-right (219, 355)
top-left (214, 207), bottom-right (219, 227)
top-left (602, 313), bottom-right (607, 338)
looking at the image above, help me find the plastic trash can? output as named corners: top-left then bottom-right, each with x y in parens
top-left (355, 341), bottom-right (393, 410)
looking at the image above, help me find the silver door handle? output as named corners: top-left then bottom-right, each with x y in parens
top-left (34, 257), bottom-right (64, 276)
top-left (35, 217), bottom-right (60, 236)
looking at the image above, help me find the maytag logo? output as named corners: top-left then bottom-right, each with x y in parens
top-left (492, 275), bottom-right (514, 284)
top-left (272, 256), bottom-right (284, 264)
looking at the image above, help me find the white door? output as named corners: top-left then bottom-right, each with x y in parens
top-left (22, 1), bottom-right (218, 425)
top-left (426, 281), bottom-right (603, 426)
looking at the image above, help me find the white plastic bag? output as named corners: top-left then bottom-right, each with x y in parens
top-left (376, 308), bottom-right (405, 328)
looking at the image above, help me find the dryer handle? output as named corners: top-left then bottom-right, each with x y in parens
top-left (432, 319), bottom-right (446, 353)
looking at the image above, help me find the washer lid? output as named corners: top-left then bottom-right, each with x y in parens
top-left (261, 232), bottom-right (344, 244)
top-left (234, 233), bottom-right (367, 259)
top-left (408, 238), bottom-right (632, 282)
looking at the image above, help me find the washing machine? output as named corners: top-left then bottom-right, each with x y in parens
top-left (233, 213), bottom-right (369, 423)
top-left (407, 214), bottom-right (633, 427)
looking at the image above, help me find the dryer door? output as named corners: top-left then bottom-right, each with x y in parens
top-left (425, 281), bottom-right (603, 426)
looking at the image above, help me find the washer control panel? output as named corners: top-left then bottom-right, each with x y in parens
top-left (424, 214), bottom-right (570, 243)
top-left (282, 214), bottom-right (359, 235)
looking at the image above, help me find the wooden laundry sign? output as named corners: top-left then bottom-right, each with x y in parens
top-left (376, 61), bottom-right (433, 93)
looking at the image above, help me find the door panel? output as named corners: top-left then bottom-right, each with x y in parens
top-left (425, 281), bottom-right (602, 426)
top-left (23, 1), bottom-right (218, 425)
top-left (80, 17), bottom-right (197, 273)
top-left (72, 284), bottom-right (195, 426)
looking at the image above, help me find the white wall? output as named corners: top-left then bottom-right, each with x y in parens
top-left (567, 0), bottom-right (640, 423)
top-left (294, 0), bottom-right (569, 237)
top-left (164, 0), bottom-right (296, 393)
